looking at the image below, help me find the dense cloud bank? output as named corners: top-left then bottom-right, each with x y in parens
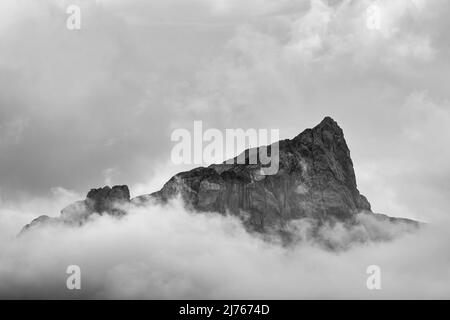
top-left (0, 197), bottom-right (448, 299)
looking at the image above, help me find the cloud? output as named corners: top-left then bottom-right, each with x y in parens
top-left (1, 1), bottom-right (450, 299)
top-left (0, 187), bottom-right (82, 244)
top-left (0, 193), bottom-right (447, 299)
top-left (162, 0), bottom-right (450, 223)
top-left (0, 117), bottom-right (28, 147)
top-left (0, 0), bottom-right (234, 196)
top-left (1, 0), bottom-right (450, 225)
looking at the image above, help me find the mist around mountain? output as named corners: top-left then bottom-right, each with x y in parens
top-left (21, 117), bottom-right (419, 249)
top-left (1, 118), bottom-right (443, 299)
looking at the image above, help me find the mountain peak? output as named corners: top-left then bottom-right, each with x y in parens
top-left (21, 117), bottom-right (419, 239)
top-left (315, 116), bottom-right (342, 133)
top-left (319, 116), bottom-right (337, 125)
top-left (293, 117), bottom-right (344, 144)
top-left (136, 116), bottom-right (371, 229)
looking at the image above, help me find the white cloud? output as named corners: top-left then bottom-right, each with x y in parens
top-left (172, 0), bottom-right (450, 223)
top-left (0, 198), bottom-right (448, 299)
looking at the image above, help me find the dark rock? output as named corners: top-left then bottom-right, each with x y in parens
top-left (134, 117), bottom-right (375, 232)
top-left (21, 185), bottom-right (131, 233)
top-left (85, 185), bottom-right (130, 216)
top-left (22, 117), bottom-right (419, 238)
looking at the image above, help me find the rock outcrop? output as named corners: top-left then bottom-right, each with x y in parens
top-left (21, 117), bottom-right (419, 236)
top-left (21, 185), bottom-right (130, 233)
top-left (133, 117), bottom-right (373, 231)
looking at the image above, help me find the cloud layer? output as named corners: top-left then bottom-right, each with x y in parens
top-left (0, 197), bottom-right (448, 299)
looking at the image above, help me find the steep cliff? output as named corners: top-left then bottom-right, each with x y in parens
top-left (133, 117), bottom-right (372, 231)
top-left (21, 117), bottom-right (418, 236)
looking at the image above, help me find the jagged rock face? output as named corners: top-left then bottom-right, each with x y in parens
top-left (134, 117), bottom-right (371, 231)
top-left (58, 185), bottom-right (130, 222)
top-left (59, 185), bottom-right (130, 219)
top-left (21, 185), bottom-right (130, 233)
top-left (85, 185), bottom-right (130, 216)
top-left (22, 117), bottom-right (417, 236)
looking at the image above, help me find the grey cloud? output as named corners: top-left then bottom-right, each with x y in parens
top-left (0, 0), bottom-right (232, 197)
top-left (1, 0), bottom-right (450, 299)
top-left (1, 0), bottom-right (450, 224)
top-left (0, 198), bottom-right (447, 299)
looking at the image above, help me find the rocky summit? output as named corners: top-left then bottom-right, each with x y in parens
top-left (21, 185), bottom-right (130, 232)
top-left (21, 117), bottom-right (418, 236)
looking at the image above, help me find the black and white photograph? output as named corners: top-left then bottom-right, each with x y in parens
top-left (0, 0), bottom-right (450, 306)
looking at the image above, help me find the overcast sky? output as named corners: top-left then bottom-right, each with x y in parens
top-left (1, 0), bottom-right (449, 222)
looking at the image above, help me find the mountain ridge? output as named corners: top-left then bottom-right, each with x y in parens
top-left (21, 117), bottom-right (419, 237)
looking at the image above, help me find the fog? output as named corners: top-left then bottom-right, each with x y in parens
top-left (0, 195), bottom-right (449, 299)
